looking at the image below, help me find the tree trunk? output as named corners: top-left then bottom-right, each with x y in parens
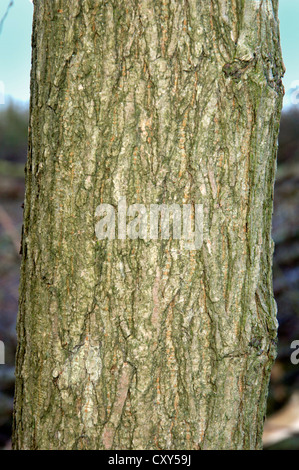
top-left (13, 0), bottom-right (284, 450)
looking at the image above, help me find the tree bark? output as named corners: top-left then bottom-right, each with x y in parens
top-left (13, 0), bottom-right (284, 450)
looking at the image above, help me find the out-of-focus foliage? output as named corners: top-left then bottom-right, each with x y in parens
top-left (265, 106), bottom-right (299, 449)
top-left (0, 103), bottom-right (27, 201)
top-left (0, 101), bottom-right (28, 163)
top-left (278, 107), bottom-right (299, 164)
top-left (0, 101), bottom-right (27, 449)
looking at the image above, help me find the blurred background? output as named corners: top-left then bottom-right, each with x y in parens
top-left (0, 0), bottom-right (299, 450)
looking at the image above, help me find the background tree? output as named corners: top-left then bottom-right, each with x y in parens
top-left (13, 0), bottom-right (284, 450)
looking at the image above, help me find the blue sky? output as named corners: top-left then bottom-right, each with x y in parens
top-left (0, 0), bottom-right (298, 107)
top-left (0, 0), bottom-right (33, 104)
top-left (279, 0), bottom-right (299, 106)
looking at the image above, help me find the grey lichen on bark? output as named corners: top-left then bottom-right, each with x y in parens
top-left (13, 0), bottom-right (284, 450)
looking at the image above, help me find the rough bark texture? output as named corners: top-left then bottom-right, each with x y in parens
top-left (13, 0), bottom-right (284, 450)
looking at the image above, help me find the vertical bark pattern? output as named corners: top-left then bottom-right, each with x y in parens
top-left (13, 0), bottom-right (284, 450)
